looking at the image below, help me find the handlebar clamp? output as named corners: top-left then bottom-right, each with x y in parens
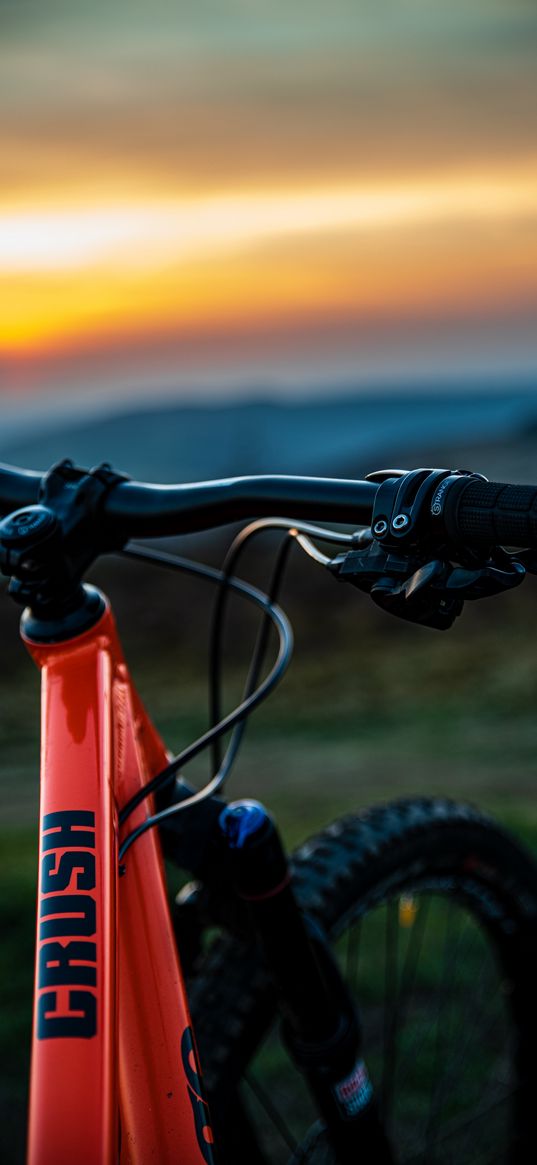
top-left (0, 460), bottom-right (130, 622)
top-left (369, 467), bottom-right (484, 547)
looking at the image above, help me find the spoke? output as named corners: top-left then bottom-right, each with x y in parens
top-left (395, 901), bottom-right (470, 1092)
top-left (361, 891), bottom-right (513, 1163)
top-left (424, 900), bottom-right (459, 1158)
top-left (401, 1089), bottom-right (516, 1164)
top-left (397, 914), bottom-right (510, 1159)
top-left (403, 983), bottom-right (510, 1159)
top-left (396, 895), bottom-right (431, 1024)
top-left (397, 915), bottom-right (493, 1097)
top-left (427, 972), bottom-right (507, 1124)
top-left (381, 899), bottom-right (399, 1126)
top-left (243, 1070), bottom-right (300, 1155)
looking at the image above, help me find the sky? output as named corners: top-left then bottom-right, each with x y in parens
top-left (1, 0), bottom-right (536, 400)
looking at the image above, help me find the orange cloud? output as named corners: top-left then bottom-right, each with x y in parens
top-left (2, 167), bottom-right (536, 360)
top-left (1, 1), bottom-right (536, 395)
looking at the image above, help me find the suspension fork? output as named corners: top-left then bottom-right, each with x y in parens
top-left (219, 800), bottom-right (395, 1165)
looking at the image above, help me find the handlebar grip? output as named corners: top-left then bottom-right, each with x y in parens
top-left (444, 478), bottom-right (537, 548)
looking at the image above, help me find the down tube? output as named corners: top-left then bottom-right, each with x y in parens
top-left (25, 617), bottom-right (118, 1165)
top-left (113, 614), bottom-right (215, 1165)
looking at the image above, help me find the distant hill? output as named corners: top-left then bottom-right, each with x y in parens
top-left (1, 381), bottom-right (536, 483)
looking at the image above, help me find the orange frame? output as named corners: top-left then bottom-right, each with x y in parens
top-left (24, 601), bottom-right (214, 1165)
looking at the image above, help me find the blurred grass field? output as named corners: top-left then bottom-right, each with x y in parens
top-left (2, 545), bottom-right (537, 1160)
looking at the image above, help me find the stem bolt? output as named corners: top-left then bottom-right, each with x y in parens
top-left (392, 514), bottom-right (410, 531)
top-left (373, 519), bottom-right (388, 537)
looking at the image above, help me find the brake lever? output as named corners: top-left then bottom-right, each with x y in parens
top-left (329, 541), bottom-right (525, 631)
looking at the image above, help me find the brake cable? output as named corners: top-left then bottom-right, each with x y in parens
top-left (118, 522), bottom-right (356, 862)
top-left (213, 529), bottom-right (297, 789)
top-left (118, 546), bottom-right (293, 828)
top-left (209, 518), bottom-right (358, 772)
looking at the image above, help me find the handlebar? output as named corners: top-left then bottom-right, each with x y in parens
top-left (106, 476), bottom-right (378, 537)
top-left (1, 460), bottom-right (537, 550)
top-left (0, 464), bottom-right (377, 535)
top-left (0, 464), bottom-right (42, 512)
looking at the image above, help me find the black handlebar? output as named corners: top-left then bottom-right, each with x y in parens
top-left (0, 464), bottom-right (377, 535)
top-left (0, 465), bottom-right (42, 512)
top-left (107, 476), bottom-right (378, 537)
top-left (1, 461), bottom-right (536, 551)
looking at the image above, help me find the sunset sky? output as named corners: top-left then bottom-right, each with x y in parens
top-left (1, 0), bottom-right (536, 399)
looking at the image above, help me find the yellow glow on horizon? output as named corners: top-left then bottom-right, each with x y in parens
top-left (2, 165), bottom-right (537, 354)
top-left (2, 170), bottom-right (537, 274)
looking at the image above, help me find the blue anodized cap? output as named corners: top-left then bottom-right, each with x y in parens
top-left (218, 800), bottom-right (271, 849)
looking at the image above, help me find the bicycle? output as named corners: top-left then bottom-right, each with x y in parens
top-left (1, 459), bottom-right (537, 1165)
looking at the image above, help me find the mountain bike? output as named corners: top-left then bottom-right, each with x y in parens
top-left (1, 459), bottom-right (537, 1165)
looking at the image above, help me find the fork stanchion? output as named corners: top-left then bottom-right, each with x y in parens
top-left (219, 800), bottom-right (394, 1165)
